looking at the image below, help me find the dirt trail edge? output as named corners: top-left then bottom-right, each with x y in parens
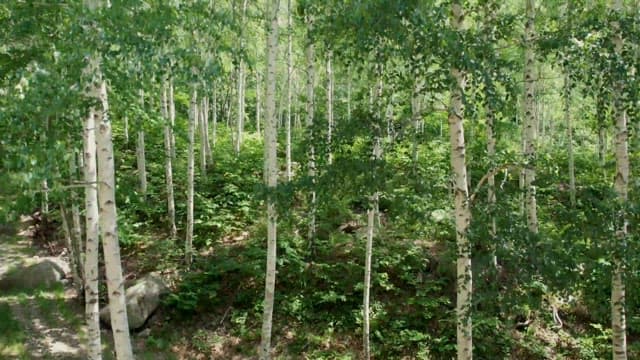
top-left (0, 218), bottom-right (87, 359)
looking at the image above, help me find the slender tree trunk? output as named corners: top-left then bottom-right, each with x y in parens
top-left (347, 66), bottom-right (352, 121)
top-left (200, 97), bottom-right (208, 172)
top-left (523, 0), bottom-right (538, 233)
top-left (96, 78), bottom-right (134, 360)
top-left (363, 201), bottom-right (375, 360)
top-left (83, 106), bottom-right (101, 360)
top-left (449, 2), bottom-right (472, 359)
top-left (611, 1), bottom-right (628, 358)
top-left (411, 80), bottom-right (423, 172)
top-left (69, 153), bottom-right (85, 288)
top-left (186, 88), bottom-right (197, 267)
top-left (162, 83), bottom-right (177, 239)
top-left (42, 179), bottom-right (49, 215)
top-left (256, 72), bottom-right (262, 134)
top-left (260, 0), bottom-right (280, 358)
top-left (564, 72), bottom-right (576, 207)
top-left (137, 89), bottom-right (147, 196)
top-left (305, 16), bottom-right (317, 245)
top-left (124, 116), bottom-right (129, 144)
top-left (326, 51), bottom-right (334, 165)
top-left (285, 0), bottom-right (293, 181)
top-left (60, 205), bottom-right (83, 297)
top-left (203, 97), bottom-right (212, 163)
top-left (486, 103), bottom-right (498, 268)
top-left (235, 0), bottom-right (249, 156)
top-left (169, 79), bottom-right (177, 159)
top-left (213, 94), bottom-right (218, 149)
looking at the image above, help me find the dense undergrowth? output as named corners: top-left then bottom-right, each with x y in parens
top-left (2, 103), bottom-right (640, 358)
top-left (96, 113), bottom-right (640, 359)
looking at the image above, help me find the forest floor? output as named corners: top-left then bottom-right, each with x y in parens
top-left (0, 218), bottom-right (87, 359)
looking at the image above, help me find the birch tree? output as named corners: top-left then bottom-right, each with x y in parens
top-left (260, 0), bottom-right (280, 357)
top-left (136, 88), bottom-right (148, 196)
top-left (611, 1), bottom-right (628, 358)
top-left (305, 14), bottom-right (317, 244)
top-left (81, 1), bottom-right (134, 358)
top-left (326, 50), bottom-right (334, 165)
top-left (186, 88), bottom-right (197, 267)
top-left (449, 1), bottom-right (472, 358)
top-left (235, 0), bottom-right (249, 156)
top-left (83, 107), bottom-right (101, 360)
top-left (96, 78), bottom-right (134, 360)
top-left (523, 0), bottom-right (538, 233)
top-left (162, 82), bottom-right (177, 239)
top-left (285, 0), bottom-right (293, 181)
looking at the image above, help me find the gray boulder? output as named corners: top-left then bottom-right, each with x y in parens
top-left (0, 257), bottom-right (70, 290)
top-left (100, 273), bottom-right (169, 330)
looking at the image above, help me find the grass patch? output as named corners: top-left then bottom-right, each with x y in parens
top-left (0, 302), bottom-right (27, 359)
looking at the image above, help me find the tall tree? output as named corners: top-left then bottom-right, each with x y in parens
top-left (305, 14), bottom-right (317, 244)
top-left (326, 50), bottom-right (334, 165)
top-left (136, 88), bottom-right (148, 196)
top-left (523, 0), bottom-right (538, 233)
top-left (83, 1), bottom-right (135, 358)
top-left (285, 0), bottom-right (293, 181)
top-left (449, 1), bottom-right (473, 358)
top-left (259, 0), bottom-right (280, 357)
top-left (611, 1), bottom-right (628, 358)
top-left (83, 106), bottom-right (101, 360)
top-left (186, 88), bottom-right (197, 267)
top-left (235, 0), bottom-right (249, 156)
top-left (162, 82), bottom-right (177, 239)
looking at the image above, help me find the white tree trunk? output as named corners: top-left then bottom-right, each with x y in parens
top-left (347, 66), bottom-right (352, 121)
top-left (124, 115), bottom-right (129, 144)
top-left (523, 0), bottom-right (538, 233)
top-left (162, 83), bottom-right (177, 239)
top-left (363, 203), bottom-right (375, 360)
top-left (326, 51), bottom-right (334, 165)
top-left (96, 78), bottom-right (134, 360)
top-left (42, 179), bottom-right (49, 215)
top-left (411, 81), bottom-right (423, 173)
top-left (611, 1), bottom-right (628, 358)
top-left (204, 97), bottom-right (212, 163)
top-left (200, 97), bottom-right (208, 172)
top-left (169, 79), bottom-right (177, 159)
top-left (450, 2), bottom-right (472, 359)
top-left (305, 17), bottom-right (317, 244)
top-left (186, 88), bottom-right (197, 267)
top-left (256, 72), bottom-right (262, 134)
top-left (137, 89), bottom-right (148, 196)
top-left (213, 84), bottom-right (218, 148)
top-left (83, 105), bottom-right (101, 360)
top-left (235, 0), bottom-right (249, 156)
top-left (69, 153), bottom-right (85, 289)
top-left (285, 0), bottom-right (293, 181)
top-left (236, 62), bottom-right (245, 155)
top-left (564, 72), bottom-right (576, 207)
top-left (486, 103), bottom-right (498, 268)
top-left (260, 0), bottom-right (280, 358)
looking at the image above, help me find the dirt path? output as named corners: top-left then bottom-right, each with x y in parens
top-left (0, 220), bottom-right (87, 359)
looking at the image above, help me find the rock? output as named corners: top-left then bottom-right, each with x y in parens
top-left (100, 273), bottom-right (169, 330)
top-left (0, 257), bottom-right (70, 290)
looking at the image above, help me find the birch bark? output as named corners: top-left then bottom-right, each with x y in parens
top-left (523, 0), bottom-right (538, 233)
top-left (186, 88), bottom-right (197, 267)
top-left (611, 1), bottom-right (628, 358)
top-left (449, 2), bottom-right (472, 358)
top-left (162, 82), bottom-right (177, 239)
top-left (259, 0), bottom-right (280, 358)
